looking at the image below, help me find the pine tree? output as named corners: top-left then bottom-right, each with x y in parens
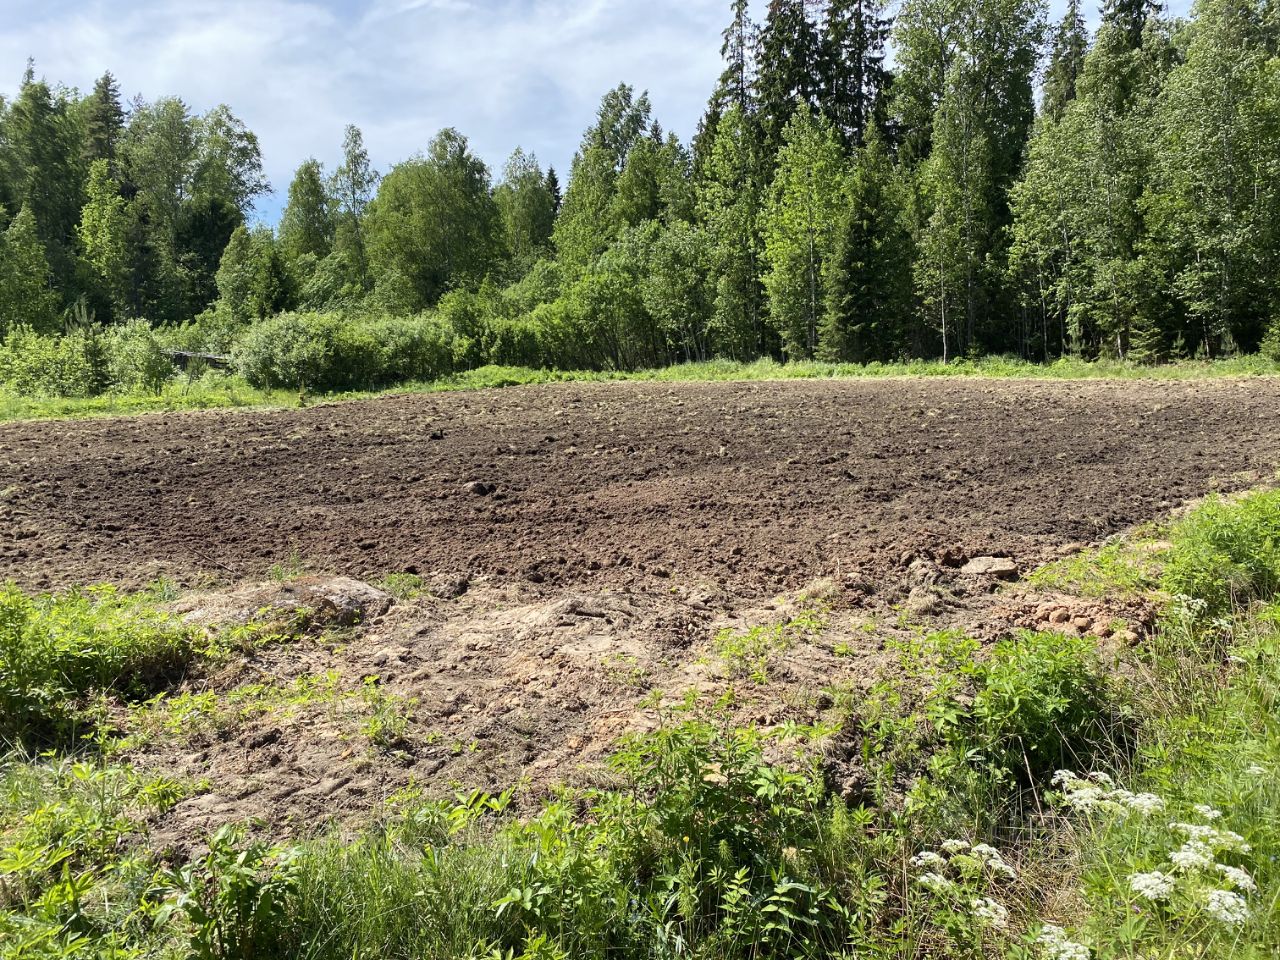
top-left (761, 106), bottom-right (846, 358)
top-left (279, 159), bottom-right (335, 262)
top-left (84, 71), bottom-right (126, 169)
top-left (820, 125), bottom-right (914, 360)
top-left (545, 167), bottom-right (562, 217)
top-left (0, 206), bottom-right (60, 336)
top-left (1042, 0), bottom-right (1088, 121)
top-left (821, 0), bottom-right (894, 146)
top-left (756, 0), bottom-right (825, 154)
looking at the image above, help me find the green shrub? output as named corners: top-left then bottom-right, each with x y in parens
top-left (362, 313), bottom-right (456, 383)
top-left (968, 631), bottom-right (1119, 784)
top-left (0, 584), bottom-right (198, 744)
top-left (0, 324), bottom-right (110, 398)
top-left (1164, 491), bottom-right (1280, 614)
top-left (106, 319), bottom-right (173, 395)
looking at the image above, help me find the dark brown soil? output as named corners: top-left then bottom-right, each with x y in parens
top-left (5, 377), bottom-right (1280, 846)
top-left (3, 377), bottom-right (1279, 596)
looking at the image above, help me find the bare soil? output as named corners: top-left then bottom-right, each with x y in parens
top-left (3, 377), bottom-right (1280, 846)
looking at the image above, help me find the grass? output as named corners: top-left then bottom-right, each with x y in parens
top-left (3, 353), bottom-right (1279, 423)
top-left (3, 491), bottom-right (1280, 958)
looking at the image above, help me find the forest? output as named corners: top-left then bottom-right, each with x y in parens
top-left (1, 0), bottom-right (1279, 398)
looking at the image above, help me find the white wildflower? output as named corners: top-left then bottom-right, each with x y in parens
top-left (911, 851), bottom-right (948, 870)
top-left (1128, 871), bottom-right (1176, 902)
top-left (1052, 770), bottom-right (1081, 788)
top-left (971, 896), bottom-right (1009, 929)
top-left (918, 872), bottom-right (957, 895)
top-left (1216, 864), bottom-right (1257, 892)
top-left (1171, 840), bottom-right (1215, 872)
top-left (1169, 822), bottom-right (1248, 852)
top-left (1203, 889), bottom-right (1250, 926)
top-left (1087, 771), bottom-right (1116, 787)
top-left (1061, 784), bottom-right (1110, 810)
top-left (969, 843), bottom-right (1017, 879)
top-left (941, 839), bottom-right (970, 855)
top-left (1194, 804), bottom-right (1223, 821)
top-left (1036, 924), bottom-right (1091, 960)
top-left (1121, 793), bottom-right (1166, 816)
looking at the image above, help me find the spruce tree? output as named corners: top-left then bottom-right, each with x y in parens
top-left (821, 0), bottom-right (894, 146)
top-left (820, 125), bottom-right (914, 361)
top-left (84, 71), bottom-right (126, 169)
top-left (756, 0), bottom-right (825, 154)
top-left (1042, 0), bottom-right (1088, 121)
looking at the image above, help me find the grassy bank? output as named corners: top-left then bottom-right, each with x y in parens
top-left (3, 491), bottom-right (1280, 957)
top-left (2, 354), bottom-right (1279, 424)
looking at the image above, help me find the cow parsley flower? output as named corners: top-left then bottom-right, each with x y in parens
top-left (911, 851), bottom-right (947, 870)
top-left (1122, 793), bottom-right (1165, 816)
top-left (971, 896), bottom-right (1009, 928)
top-left (1194, 804), bottom-right (1223, 821)
top-left (969, 843), bottom-right (1018, 879)
top-left (1171, 840), bottom-right (1215, 872)
top-left (1128, 871), bottom-right (1175, 901)
top-left (1216, 864), bottom-right (1256, 892)
top-left (1203, 889), bottom-right (1250, 926)
top-left (1036, 925), bottom-right (1091, 960)
top-left (941, 839), bottom-right (970, 855)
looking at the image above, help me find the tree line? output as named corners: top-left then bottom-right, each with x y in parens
top-left (2, 0), bottom-right (1278, 379)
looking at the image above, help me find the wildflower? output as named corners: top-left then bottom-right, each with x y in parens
top-left (1128, 871), bottom-right (1175, 902)
top-left (1171, 840), bottom-right (1214, 872)
top-left (971, 896), bottom-right (1009, 928)
top-left (911, 851), bottom-right (948, 870)
top-left (1051, 770), bottom-right (1080, 788)
top-left (1036, 924), bottom-right (1091, 960)
top-left (1087, 772), bottom-right (1115, 787)
top-left (941, 838), bottom-right (970, 855)
top-left (1122, 793), bottom-right (1165, 816)
top-left (970, 843), bottom-right (1018, 879)
top-left (1194, 804), bottom-right (1223, 821)
top-left (1216, 864), bottom-right (1256, 892)
top-left (1203, 889), bottom-right (1250, 926)
top-left (918, 872), bottom-right (957, 895)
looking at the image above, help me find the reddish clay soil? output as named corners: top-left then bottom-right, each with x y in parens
top-left (2, 377), bottom-right (1279, 596)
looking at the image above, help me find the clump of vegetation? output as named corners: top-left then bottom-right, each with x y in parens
top-left (0, 583), bottom-right (201, 744)
top-left (1163, 489), bottom-right (1280, 615)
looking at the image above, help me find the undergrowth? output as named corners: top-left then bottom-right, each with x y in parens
top-left (3, 354), bottom-right (1278, 423)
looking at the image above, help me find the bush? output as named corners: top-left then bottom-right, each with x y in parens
top-left (0, 584), bottom-right (198, 744)
top-left (1164, 491), bottom-right (1280, 614)
top-left (969, 631), bottom-right (1118, 783)
top-left (362, 314), bottom-right (456, 383)
top-left (106, 319), bottom-right (173, 395)
top-left (0, 324), bottom-right (110, 398)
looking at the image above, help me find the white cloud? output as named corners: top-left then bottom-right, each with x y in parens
top-left (0, 0), bottom-right (1196, 223)
top-left (0, 0), bottom-right (727, 221)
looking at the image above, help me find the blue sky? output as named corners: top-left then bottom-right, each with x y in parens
top-left (0, 0), bottom-right (1191, 224)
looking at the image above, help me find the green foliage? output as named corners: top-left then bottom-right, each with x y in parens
top-left (1028, 536), bottom-right (1165, 597)
top-left (1164, 490), bottom-right (1280, 614)
top-left (158, 824), bottom-right (300, 960)
top-left (0, 584), bottom-right (198, 744)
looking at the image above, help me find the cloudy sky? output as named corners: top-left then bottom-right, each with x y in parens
top-left (0, 0), bottom-right (1190, 223)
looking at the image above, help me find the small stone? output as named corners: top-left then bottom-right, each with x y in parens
top-left (464, 481), bottom-right (493, 496)
top-left (1049, 609), bottom-right (1071, 625)
top-left (960, 556), bottom-right (1019, 579)
top-left (1072, 616), bottom-right (1092, 630)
